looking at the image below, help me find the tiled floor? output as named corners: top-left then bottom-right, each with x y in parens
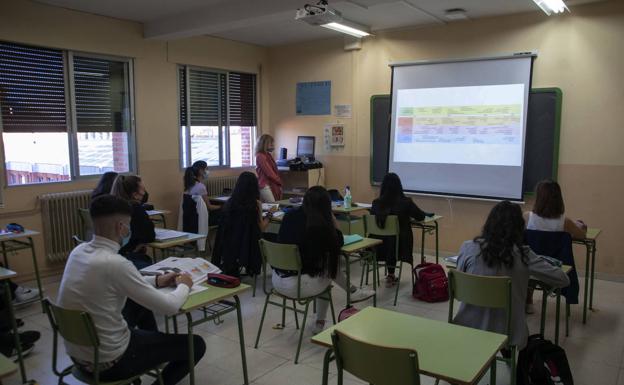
top-left (5, 261), bottom-right (624, 385)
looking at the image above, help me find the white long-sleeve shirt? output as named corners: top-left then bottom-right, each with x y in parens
top-left (57, 236), bottom-right (190, 362)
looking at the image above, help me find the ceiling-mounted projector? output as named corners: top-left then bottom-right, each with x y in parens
top-left (295, 0), bottom-right (343, 25)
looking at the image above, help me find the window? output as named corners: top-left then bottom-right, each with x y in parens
top-left (179, 66), bottom-right (257, 168)
top-left (0, 42), bottom-right (135, 186)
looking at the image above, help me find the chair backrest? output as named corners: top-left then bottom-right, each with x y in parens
top-left (364, 215), bottom-right (400, 262)
top-left (259, 239), bottom-right (302, 272)
top-left (78, 208), bottom-right (93, 240)
top-left (447, 269), bottom-right (512, 338)
top-left (363, 214), bottom-right (400, 237)
top-left (44, 299), bottom-right (99, 348)
top-left (331, 330), bottom-right (420, 385)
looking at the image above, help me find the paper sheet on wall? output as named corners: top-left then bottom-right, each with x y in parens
top-left (334, 104), bottom-right (352, 118)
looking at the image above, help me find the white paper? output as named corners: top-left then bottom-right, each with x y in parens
top-left (334, 104), bottom-right (352, 118)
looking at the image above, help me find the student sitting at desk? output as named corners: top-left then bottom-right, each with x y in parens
top-left (91, 171), bottom-right (118, 201)
top-left (524, 179), bottom-right (586, 313)
top-left (111, 174), bottom-right (158, 331)
top-left (370, 173), bottom-right (427, 287)
top-left (183, 161), bottom-right (221, 226)
top-left (277, 186), bottom-right (374, 334)
top-left (212, 172), bottom-right (268, 276)
top-left (454, 201), bottom-right (569, 349)
top-left (255, 134), bottom-right (282, 203)
top-left (525, 179), bottom-right (587, 239)
top-left (111, 174), bottom-right (155, 269)
top-left (57, 195), bottom-right (205, 385)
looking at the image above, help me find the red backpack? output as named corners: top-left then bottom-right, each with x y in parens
top-left (412, 263), bottom-right (449, 302)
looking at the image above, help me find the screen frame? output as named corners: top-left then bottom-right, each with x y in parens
top-left (386, 52), bottom-right (536, 202)
top-left (296, 135), bottom-right (316, 159)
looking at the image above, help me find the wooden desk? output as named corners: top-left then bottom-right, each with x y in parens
top-left (0, 230), bottom-right (43, 309)
top-left (172, 283), bottom-right (251, 385)
top-left (147, 231), bottom-right (207, 261)
top-left (411, 215), bottom-right (443, 264)
top-left (146, 209), bottom-right (171, 228)
top-left (573, 228), bottom-right (601, 324)
top-left (0, 268), bottom-right (28, 384)
top-left (341, 238), bottom-right (382, 306)
top-left (311, 307), bottom-right (506, 385)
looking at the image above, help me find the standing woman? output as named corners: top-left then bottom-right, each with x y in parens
top-left (255, 134), bottom-right (282, 203)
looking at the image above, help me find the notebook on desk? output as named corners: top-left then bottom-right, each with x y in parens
top-left (343, 234), bottom-right (364, 246)
top-left (154, 229), bottom-right (189, 242)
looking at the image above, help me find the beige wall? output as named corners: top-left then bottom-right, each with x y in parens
top-left (0, 0), bottom-right (269, 281)
top-left (268, 1), bottom-right (624, 277)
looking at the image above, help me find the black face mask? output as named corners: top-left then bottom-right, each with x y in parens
top-left (141, 191), bottom-right (149, 204)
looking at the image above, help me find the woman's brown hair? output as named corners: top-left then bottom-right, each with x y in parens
top-left (111, 175), bottom-right (142, 202)
top-left (532, 179), bottom-right (565, 219)
top-left (255, 134), bottom-right (274, 155)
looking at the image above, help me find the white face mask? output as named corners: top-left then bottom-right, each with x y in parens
top-left (203, 170), bottom-right (210, 179)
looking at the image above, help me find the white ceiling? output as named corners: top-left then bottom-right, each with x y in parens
top-left (36, 0), bottom-right (604, 46)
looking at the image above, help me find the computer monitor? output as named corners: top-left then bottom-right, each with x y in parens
top-left (296, 136), bottom-right (315, 160)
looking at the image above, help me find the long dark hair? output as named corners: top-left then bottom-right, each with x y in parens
top-left (92, 172), bottom-right (118, 200)
top-left (475, 200), bottom-right (528, 268)
top-left (225, 171), bottom-right (260, 211)
top-left (375, 173), bottom-right (406, 228)
top-left (183, 166), bottom-right (200, 191)
top-left (302, 186), bottom-right (340, 278)
top-left (533, 179), bottom-right (565, 219)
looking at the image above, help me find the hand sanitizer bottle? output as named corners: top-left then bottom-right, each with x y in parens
top-left (344, 186), bottom-right (352, 209)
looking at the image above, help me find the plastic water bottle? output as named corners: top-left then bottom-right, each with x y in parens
top-left (344, 186), bottom-right (352, 209)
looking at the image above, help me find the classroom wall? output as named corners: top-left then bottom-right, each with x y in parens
top-left (268, 1), bottom-right (624, 278)
top-left (0, 0), bottom-right (269, 281)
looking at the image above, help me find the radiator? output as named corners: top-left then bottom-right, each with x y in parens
top-left (205, 175), bottom-right (239, 196)
top-left (40, 190), bottom-right (92, 262)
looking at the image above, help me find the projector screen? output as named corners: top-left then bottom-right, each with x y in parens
top-left (388, 55), bottom-right (534, 200)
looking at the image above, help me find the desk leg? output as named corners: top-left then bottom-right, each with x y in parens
top-left (583, 244), bottom-right (590, 324)
top-left (540, 289), bottom-right (547, 337)
top-left (186, 312), bottom-right (195, 385)
top-left (372, 251), bottom-right (378, 307)
top-left (589, 241), bottom-right (597, 311)
top-left (28, 237), bottom-right (44, 311)
top-left (322, 349), bottom-right (333, 385)
top-left (420, 227), bottom-right (426, 264)
top-left (160, 214), bottom-right (167, 229)
top-left (4, 281), bottom-right (27, 384)
top-left (434, 221), bottom-right (439, 264)
top-left (555, 289), bottom-right (561, 345)
top-left (235, 295), bottom-right (250, 385)
top-left (345, 254), bottom-right (351, 307)
top-left (1, 241), bottom-right (7, 268)
top-left (489, 357), bottom-right (497, 385)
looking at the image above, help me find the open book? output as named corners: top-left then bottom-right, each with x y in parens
top-left (140, 257), bottom-right (221, 286)
top-left (154, 229), bottom-right (190, 242)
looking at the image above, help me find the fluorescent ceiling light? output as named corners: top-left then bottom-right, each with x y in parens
top-left (533, 0), bottom-right (569, 15)
top-left (321, 22), bottom-right (371, 38)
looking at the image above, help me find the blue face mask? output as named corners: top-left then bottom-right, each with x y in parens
top-left (120, 223), bottom-right (131, 247)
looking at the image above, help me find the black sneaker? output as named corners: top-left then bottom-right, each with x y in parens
top-left (1, 330), bottom-right (41, 357)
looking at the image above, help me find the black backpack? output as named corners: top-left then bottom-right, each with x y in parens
top-left (517, 334), bottom-right (574, 385)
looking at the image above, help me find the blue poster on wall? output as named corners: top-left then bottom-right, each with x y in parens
top-left (296, 81), bottom-right (331, 115)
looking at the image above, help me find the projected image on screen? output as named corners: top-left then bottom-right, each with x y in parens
top-left (394, 84), bottom-right (524, 166)
top-left (387, 55), bottom-right (534, 200)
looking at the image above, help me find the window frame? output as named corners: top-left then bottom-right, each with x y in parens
top-left (0, 41), bottom-right (137, 187)
top-left (177, 64), bottom-right (258, 170)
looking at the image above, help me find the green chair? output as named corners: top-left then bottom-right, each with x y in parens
top-left (331, 329), bottom-right (420, 385)
top-left (43, 299), bottom-right (163, 385)
top-left (446, 269), bottom-right (515, 385)
top-left (254, 239), bottom-right (336, 364)
top-left (362, 215), bottom-right (406, 306)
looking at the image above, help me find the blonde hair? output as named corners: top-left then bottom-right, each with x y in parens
top-left (255, 134), bottom-right (274, 155)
